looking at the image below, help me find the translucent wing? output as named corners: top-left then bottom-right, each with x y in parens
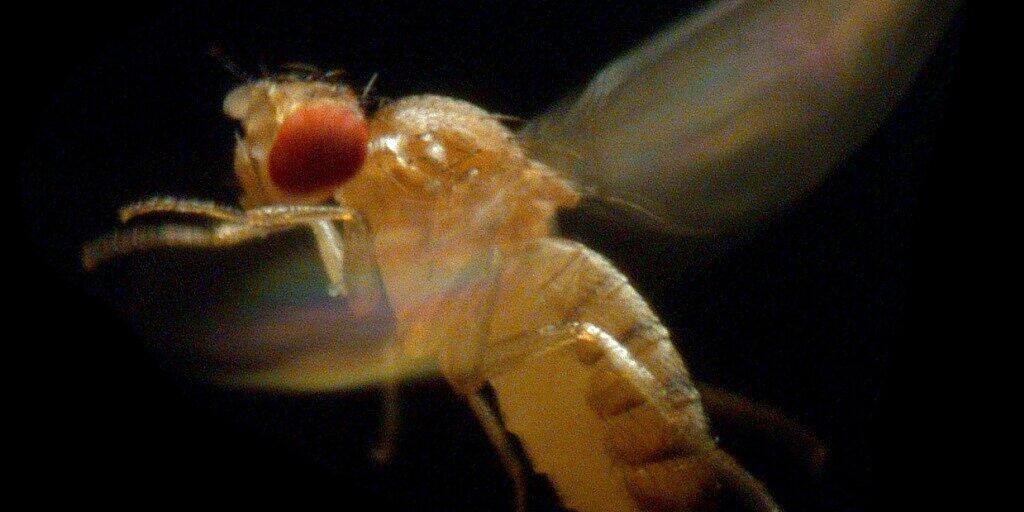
top-left (88, 229), bottom-right (437, 392)
top-left (522, 0), bottom-right (958, 235)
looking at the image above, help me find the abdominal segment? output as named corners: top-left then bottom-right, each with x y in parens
top-left (486, 239), bottom-right (729, 511)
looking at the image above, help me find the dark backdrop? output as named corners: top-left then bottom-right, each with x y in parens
top-left (16, 1), bottom-right (974, 510)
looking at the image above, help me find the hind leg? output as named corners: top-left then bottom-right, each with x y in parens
top-left (481, 322), bottom-right (780, 512)
top-left (581, 327), bottom-right (781, 512)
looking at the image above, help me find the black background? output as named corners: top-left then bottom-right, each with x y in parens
top-left (15, 1), bottom-right (976, 510)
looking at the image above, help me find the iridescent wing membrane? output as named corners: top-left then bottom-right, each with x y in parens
top-left (94, 228), bottom-right (434, 391)
top-left (522, 0), bottom-right (958, 236)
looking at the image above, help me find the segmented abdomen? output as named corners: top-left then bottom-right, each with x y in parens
top-left (487, 238), bottom-right (724, 511)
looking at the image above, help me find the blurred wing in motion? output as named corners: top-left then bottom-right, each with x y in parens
top-left (90, 229), bottom-right (437, 392)
top-left (522, 0), bottom-right (959, 235)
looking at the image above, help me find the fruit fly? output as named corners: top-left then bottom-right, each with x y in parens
top-left (82, 0), bottom-right (957, 510)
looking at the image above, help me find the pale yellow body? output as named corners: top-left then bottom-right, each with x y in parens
top-left (221, 82), bottom-right (729, 508)
top-left (82, 78), bottom-right (775, 510)
top-left (330, 94), bottom-right (726, 510)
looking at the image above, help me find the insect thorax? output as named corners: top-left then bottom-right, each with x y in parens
top-left (332, 95), bottom-right (581, 372)
top-left (221, 80), bottom-right (583, 373)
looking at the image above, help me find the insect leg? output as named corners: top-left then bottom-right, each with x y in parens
top-left (115, 197), bottom-right (360, 227)
top-left (118, 196), bottom-right (245, 223)
top-left (87, 201), bottom-right (369, 298)
top-left (243, 204), bottom-right (358, 226)
top-left (482, 321), bottom-right (781, 512)
top-left (698, 384), bottom-right (828, 478)
top-left (372, 325), bottom-right (404, 467)
top-left (467, 391), bottom-right (528, 512)
top-left (328, 211), bottom-right (402, 466)
top-left (234, 204), bottom-right (366, 295)
top-left (476, 322), bottom-right (608, 385)
top-left (582, 329), bottom-right (782, 512)
top-left (307, 220), bottom-right (348, 296)
top-left (239, 203), bottom-right (372, 299)
top-left (81, 222), bottom-right (269, 270)
top-left (370, 374), bottom-right (401, 465)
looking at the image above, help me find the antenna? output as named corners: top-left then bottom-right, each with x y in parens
top-left (207, 45), bottom-right (254, 82)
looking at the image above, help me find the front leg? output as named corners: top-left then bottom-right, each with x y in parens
top-left (86, 195), bottom-right (401, 467)
top-left (81, 221), bottom-right (270, 270)
top-left (84, 196), bottom-right (366, 298)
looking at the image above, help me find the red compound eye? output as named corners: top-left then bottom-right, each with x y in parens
top-left (268, 103), bottom-right (368, 196)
